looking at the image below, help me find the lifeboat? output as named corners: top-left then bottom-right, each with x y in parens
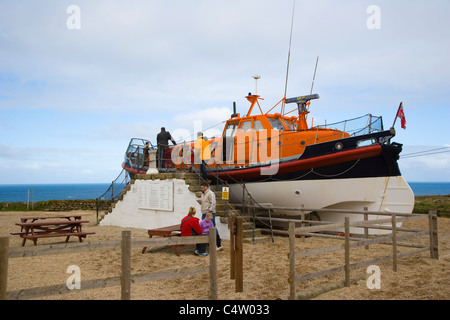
top-left (122, 92), bottom-right (414, 229)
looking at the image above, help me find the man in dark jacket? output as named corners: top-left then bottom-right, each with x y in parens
top-left (156, 127), bottom-right (176, 168)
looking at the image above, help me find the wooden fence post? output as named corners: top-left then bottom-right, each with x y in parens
top-left (235, 216), bottom-right (243, 293)
top-left (288, 221), bottom-right (296, 300)
top-left (209, 227), bottom-right (218, 300)
top-left (392, 213), bottom-right (398, 272)
top-left (0, 237), bottom-right (9, 300)
top-left (429, 210), bottom-right (439, 259)
top-left (121, 231), bottom-right (131, 300)
top-left (364, 213), bottom-right (369, 250)
top-left (230, 216), bottom-right (235, 280)
top-left (344, 217), bottom-right (350, 287)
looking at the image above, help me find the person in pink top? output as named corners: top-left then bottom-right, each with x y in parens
top-left (196, 213), bottom-right (214, 256)
top-left (199, 213), bottom-right (214, 235)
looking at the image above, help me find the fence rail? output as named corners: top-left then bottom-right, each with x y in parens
top-left (0, 230), bottom-right (218, 300)
top-left (287, 210), bottom-right (438, 300)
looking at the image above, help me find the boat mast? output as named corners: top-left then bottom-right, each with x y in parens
top-left (282, 0), bottom-right (296, 116)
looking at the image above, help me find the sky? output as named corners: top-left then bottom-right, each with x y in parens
top-left (0, 0), bottom-right (449, 184)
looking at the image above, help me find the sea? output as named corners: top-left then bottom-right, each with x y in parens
top-left (0, 182), bottom-right (449, 203)
top-left (0, 183), bottom-right (111, 203)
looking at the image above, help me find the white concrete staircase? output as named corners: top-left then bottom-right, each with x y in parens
top-left (100, 172), bottom-right (270, 243)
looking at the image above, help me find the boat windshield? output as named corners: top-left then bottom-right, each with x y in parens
top-left (241, 120), bottom-right (252, 132)
top-left (225, 123), bottom-right (238, 137)
top-left (288, 120), bottom-right (297, 131)
top-left (268, 118), bottom-right (285, 131)
top-left (254, 120), bottom-right (265, 131)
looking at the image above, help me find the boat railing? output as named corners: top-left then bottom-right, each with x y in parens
top-left (313, 113), bottom-right (383, 137)
top-left (124, 138), bottom-right (157, 172)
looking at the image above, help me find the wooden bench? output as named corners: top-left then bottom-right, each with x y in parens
top-left (11, 217), bottom-right (95, 246)
top-left (142, 224), bottom-right (182, 256)
top-left (11, 230), bottom-right (55, 236)
top-left (20, 231), bottom-right (94, 241)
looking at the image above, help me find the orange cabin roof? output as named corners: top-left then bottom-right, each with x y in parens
top-left (170, 94), bottom-right (349, 169)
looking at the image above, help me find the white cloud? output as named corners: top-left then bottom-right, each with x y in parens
top-left (400, 145), bottom-right (450, 182)
top-left (1, 1), bottom-right (449, 115)
top-left (172, 107), bottom-right (231, 141)
top-left (0, 144), bottom-right (28, 160)
top-left (20, 162), bottom-right (41, 170)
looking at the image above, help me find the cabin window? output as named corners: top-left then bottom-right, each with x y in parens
top-left (268, 118), bottom-right (285, 131)
top-left (241, 120), bottom-right (253, 132)
top-left (357, 138), bottom-right (377, 148)
top-left (225, 123), bottom-right (238, 137)
top-left (288, 120), bottom-right (297, 131)
top-left (254, 120), bottom-right (265, 132)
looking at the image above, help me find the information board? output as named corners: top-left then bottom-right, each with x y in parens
top-left (139, 181), bottom-right (174, 211)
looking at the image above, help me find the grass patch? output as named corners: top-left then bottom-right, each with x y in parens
top-left (413, 195), bottom-right (450, 218)
top-left (0, 200), bottom-right (111, 212)
top-left (2, 196), bottom-right (449, 218)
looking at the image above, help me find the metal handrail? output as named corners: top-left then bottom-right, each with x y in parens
top-left (95, 168), bottom-right (130, 223)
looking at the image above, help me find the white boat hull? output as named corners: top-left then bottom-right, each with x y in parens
top-left (229, 176), bottom-right (414, 235)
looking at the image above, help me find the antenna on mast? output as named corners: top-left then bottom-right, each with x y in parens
top-left (310, 56), bottom-right (319, 95)
top-left (253, 75), bottom-right (261, 94)
top-left (282, 0), bottom-right (296, 115)
top-left (305, 56), bottom-right (319, 121)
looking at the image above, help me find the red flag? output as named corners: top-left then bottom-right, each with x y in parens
top-left (396, 103), bottom-right (406, 129)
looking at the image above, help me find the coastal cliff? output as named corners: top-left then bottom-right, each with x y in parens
top-left (0, 199), bottom-right (111, 212)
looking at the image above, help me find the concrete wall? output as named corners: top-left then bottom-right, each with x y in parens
top-left (100, 178), bottom-right (229, 240)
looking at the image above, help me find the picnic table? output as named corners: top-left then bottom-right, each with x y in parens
top-left (19, 215), bottom-right (82, 224)
top-left (11, 216), bottom-right (95, 246)
top-left (141, 224), bottom-right (182, 256)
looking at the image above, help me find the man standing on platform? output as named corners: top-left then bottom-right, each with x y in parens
top-left (156, 127), bottom-right (176, 168)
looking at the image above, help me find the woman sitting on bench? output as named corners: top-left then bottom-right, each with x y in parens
top-left (180, 207), bottom-right (207, 256)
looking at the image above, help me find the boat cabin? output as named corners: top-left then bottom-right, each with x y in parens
top-left (172, 93), bottom-right (350, 169)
